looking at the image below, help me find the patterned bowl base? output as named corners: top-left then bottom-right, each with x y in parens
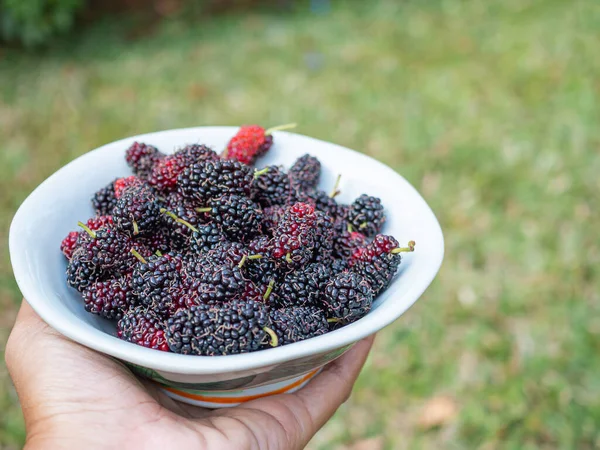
top-left (158, 369), bottom-right (321, 408)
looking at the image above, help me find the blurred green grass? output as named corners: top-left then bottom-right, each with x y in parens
top-left (1, 0), bottom-right (599, 448)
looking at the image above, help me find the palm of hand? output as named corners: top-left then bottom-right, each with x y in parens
top-left (6, 302), bottom-right (373, 450)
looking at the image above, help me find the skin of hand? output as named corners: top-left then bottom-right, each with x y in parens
top-left (5, 300), bottom-right (374, 450)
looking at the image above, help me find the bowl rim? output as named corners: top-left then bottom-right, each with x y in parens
top-left (9, 126), bottom-right (444, 375)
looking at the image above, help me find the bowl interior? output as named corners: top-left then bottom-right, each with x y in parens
top-left (9, 127), bottom-right (444, 374)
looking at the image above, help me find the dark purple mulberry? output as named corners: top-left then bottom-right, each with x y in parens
top-left (313, 211), bottom-right (335, 263)
top-left (112, 187), bottom-right (161, 237)
top-left (78, 225), bottom-right (150, 274)
top-left (202, 241), bottom-right (248, 267)
top-left (251, 165), bottom-right (296, 207)
top-left (83, 275), bottom-right (134, 320)
top-left (131, 253), bottom-right (186, 317)
top-left (347, 194), bottom-right (386, 238)
top-left (178, 159), bottom-right (252, 204)
top-left (289, 154), bottom-right (321, 192)
top-left (66, 248), bottom-right (104, 292)
top-left (125, 142), bottom-right (164, 180)
top-left (269, 203), bottom-right (317, 268)
top-left (191, 260), bottom-right (246, 304)
top-left (271, 263), bottom-right (330, 308)
top-left (166, 300), bottom-right (271, 355)
top-left (322, 271), bottom-right (373, 324)
top-left (269, 306), bottom-right (328, 345)
top-left (91, 179), bottom-right (118, 216)
top-left (187, 223), bottom-right (227, 255)
top-left (200, 195), bottom-right (263, 241)
top-left (160, 204), bottom-right (204, 250)
top-left (330, 258), bottom-right (350, 274)
top-left (117, 306), bottom-right (169, 351)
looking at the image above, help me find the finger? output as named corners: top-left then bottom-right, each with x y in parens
top-left (5, 300), bottom-right (54, 386)
top-left (5, 300), bottom-right (81, 427)
top-left (222, 335), bottom-right (374, 450)
top-left (6, 300), bottom-right (102, 382)
top-left (6, 301), bottom-right (152, 421)
top-left (293, 335), bottom-right (375, 428)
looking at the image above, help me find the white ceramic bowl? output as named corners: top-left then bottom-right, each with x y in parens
top-left (9, 127), bottom-right (444, 407)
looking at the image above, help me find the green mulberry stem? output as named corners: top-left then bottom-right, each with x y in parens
top-left (391, 241), bottom-right (416, 254)
top-left (263, 279), bottom-right (275, 301)
top-left (77, 221), bottom-right (97, 239)
top-left (329, 174), bottom-right (342, 198)
top-left (263, 327), bottom-right (279, 347)
top-left (130, 248), bottom-right (148, 264)
top-left (264, 123), bottom-right (297, 136)
top-left (254, 167), bottom-right (269, 179)
top-left (239, 254), bottom-right (262, 268)
top-left (160, 208), bottom-right (199, 233)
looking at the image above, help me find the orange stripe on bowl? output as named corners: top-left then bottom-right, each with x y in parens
top-left (163, 369), bottom-right (319, 404)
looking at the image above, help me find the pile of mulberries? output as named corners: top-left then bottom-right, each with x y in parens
top-left (61, 124), bottom-right (415, 356)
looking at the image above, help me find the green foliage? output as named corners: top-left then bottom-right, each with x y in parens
top-left (1, 0), bottom-right (599, 448)
top-left (0, 0), bottom-right (85, 47)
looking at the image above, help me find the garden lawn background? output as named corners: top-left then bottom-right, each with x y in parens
top-left (1, 1), bottom-right (599, 448)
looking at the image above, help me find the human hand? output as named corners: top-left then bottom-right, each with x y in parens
top-left (5, 300), bottom-right (374, 450)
